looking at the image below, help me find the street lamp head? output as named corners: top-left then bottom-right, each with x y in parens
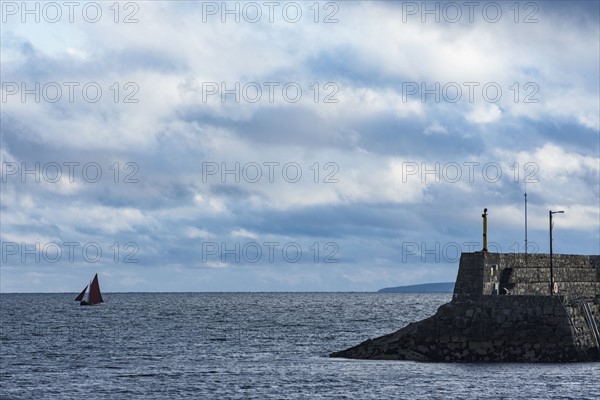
top-left (550, 210), bottom-right (565, 215)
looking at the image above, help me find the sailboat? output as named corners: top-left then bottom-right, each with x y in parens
top-left (75, 273), bottom-right (104, 306)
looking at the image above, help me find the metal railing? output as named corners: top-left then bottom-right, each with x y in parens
top-left (560, 294), bottom-right (592, 361)
top-left (571, 292), bottom-right (600, 349)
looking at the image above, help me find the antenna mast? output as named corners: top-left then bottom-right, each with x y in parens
top-left (524, 185), bottom-right (528, 259)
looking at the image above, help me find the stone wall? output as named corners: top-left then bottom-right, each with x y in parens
top-left (331, 295), bottom-right (600, 362)
top-left (454, 252), bottom-right (600, 298)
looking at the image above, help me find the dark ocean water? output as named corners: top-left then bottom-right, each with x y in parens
top-left (1, 293), bottom-right (599, 399)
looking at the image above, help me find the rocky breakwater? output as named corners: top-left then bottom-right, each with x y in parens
top-left (330, 295), bottom-right (600, 362)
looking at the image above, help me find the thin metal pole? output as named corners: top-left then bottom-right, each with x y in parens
top-left (549, 210), bottom-right (564, 296)
top-left (549, 210), bottom-right (553, 295)
top-left (524, 192), bottom-right (528, 258)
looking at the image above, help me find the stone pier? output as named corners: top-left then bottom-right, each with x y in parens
top-left (331, 252), bottom-right (600, 362)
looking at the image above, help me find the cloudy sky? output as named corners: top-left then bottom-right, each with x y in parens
top-left (1, 1), bottom-right (598, 292)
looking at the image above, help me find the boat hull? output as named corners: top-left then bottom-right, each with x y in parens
top-left (79, 301), bottom-right (102, 306)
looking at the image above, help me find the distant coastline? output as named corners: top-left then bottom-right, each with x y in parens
top-left (377, 282), bottom-right (455, 293)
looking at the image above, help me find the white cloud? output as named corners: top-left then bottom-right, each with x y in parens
top-left (231, 229), bottom-right (258, 239)
top-left (184, 227), bottom-right (211, 239)
top-left (466, 104), bottom-right (502, 124)
top-left (423, 121), bottom-right (448, 135)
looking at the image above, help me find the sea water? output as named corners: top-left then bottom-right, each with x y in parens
top-left (1, 293), bottom-right (599, 399)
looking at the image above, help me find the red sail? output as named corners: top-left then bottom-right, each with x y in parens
top-left (88, 274), bottom-right (104, 304)
top-left (75, 285), bottom-right (87, 301)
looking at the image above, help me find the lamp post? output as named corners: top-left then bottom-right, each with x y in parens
top-left (524, 192), bottom-right (528, 262)
top-left (549, 210), bottom-right (564, 295)
top-left (482, 208), bottom-right (488, 252)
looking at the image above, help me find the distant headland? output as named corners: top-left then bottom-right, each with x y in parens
top-left (377, 282), bottom-right (455, 293)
